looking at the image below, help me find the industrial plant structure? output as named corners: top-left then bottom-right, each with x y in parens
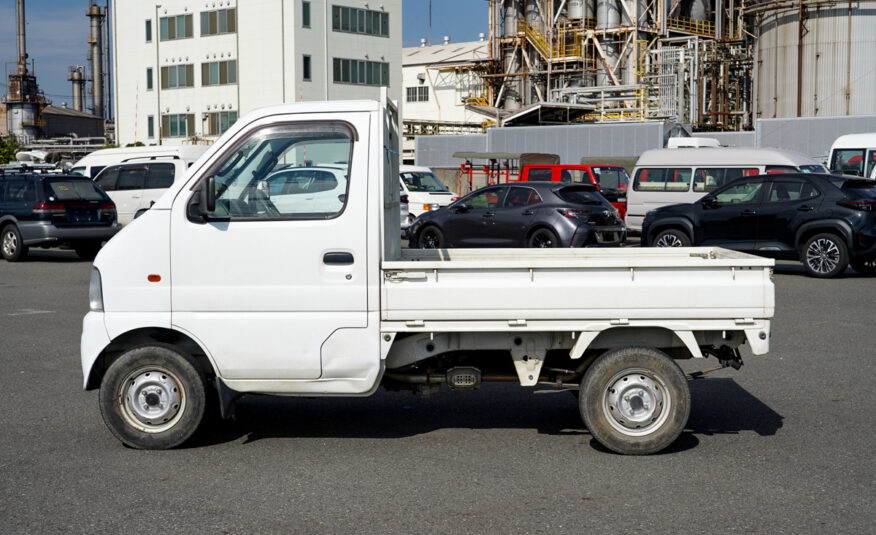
top-left (474, 0), bottom-right (875, 131)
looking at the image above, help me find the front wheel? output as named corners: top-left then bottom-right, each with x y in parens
top-left (1, 225), bottom-right (28, 262)
top-left (579, 347), bottom-right (690, 455)
top-left (417, 225), bottom-right (445, 249)
top-left (850, 257), bottom-right (876, 276)
top-left (528, 228), bottom-right (560, 248)
top-left (99, 346), bottom-right (207, 449)
top-left (802, 233), bottom-right (848, 278)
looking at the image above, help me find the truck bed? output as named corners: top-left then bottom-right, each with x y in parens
top-left (382, 247), bottom-right (774, 322)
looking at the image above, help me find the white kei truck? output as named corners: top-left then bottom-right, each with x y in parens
top-left (81, 91), bottom-right (775, 455)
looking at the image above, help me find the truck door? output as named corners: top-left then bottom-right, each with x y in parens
top-left (169, 116), bottom-right (370, 380)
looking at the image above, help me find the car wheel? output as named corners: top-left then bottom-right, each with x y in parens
top-left (850, 257), bottom-right (876, 276)
top-left (417, 226), bottom-right (445, 249)
top-left (528, 228), bottom-right (560, 248)
top-left (1, 225), bottom-right (28, 262)
top-left (653, 229), bottom-right (691, 248)
top-left (579, 347), bottom-right (690, 455)
top-left (99, 345), bottom-right (207, 450)
top-left (802, 233), bottom-right (849, 278)
top-left (74, 241), bottom-right (102, 260)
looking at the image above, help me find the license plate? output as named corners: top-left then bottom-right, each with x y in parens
top-left (70, 210), bottom-right (97, 223)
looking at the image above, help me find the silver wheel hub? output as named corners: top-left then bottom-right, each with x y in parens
top-left (656, 234), bottom-right (683, 247)
top-left (118, 367), bottom-right (185, 433)
top-left (602, 369), bottom-right (670, 436)
top-left (806, 238), bottom-right (839, 274)
top-left (2, 231), bottom-right (17, 256)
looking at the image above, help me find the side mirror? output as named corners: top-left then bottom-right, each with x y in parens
top-left (256, 179), bottom-right (270, 198)
top-left (454, 202), bottom-right (470, 213)
top-left (199, 176), bottom-right (216, 216)
top-left (702, 196), bottom-right (718, 209)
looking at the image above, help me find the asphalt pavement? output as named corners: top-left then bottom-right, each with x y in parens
top-left (0, 248), bottom-right (873, 533)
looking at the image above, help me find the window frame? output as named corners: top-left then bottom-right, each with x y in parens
top-left (331, 4), bottom-right (390, 37)
top-left (633, 167), bottom-right (693, 192)
top-left (303, 55), bottom-right (312, 81)
top-left (145, 19), bottom-right (152, 42)
top-left (302, 1), bottom-right (311, 27)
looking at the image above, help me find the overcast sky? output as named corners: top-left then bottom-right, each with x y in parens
top-left (0, 0), bottom-right (487, 114)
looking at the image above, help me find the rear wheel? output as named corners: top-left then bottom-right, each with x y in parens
top-left (74, 241), bottom-right (102, 260)
top-left (417, 226), bottom-right (445, 249)
top-left (802, 233), bottom-right (848, 278)
top-left (99, 345), bottom-right (207, 450)
top-left (579, 347), bottom-right (690, 455)
top-left (653, 229), bottom-right (691, 248)
top-left (1, 225), bottom-right (28, 262)
top-left (850, 257), bottom-right (876, 276)
top-left (528, 228), bottom-right (560, 248)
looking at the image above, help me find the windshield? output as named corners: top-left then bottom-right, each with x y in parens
top-left (799, 165), bottom-right (828, 174)
top-left (44, 179), bottom-right (107, 201)
top-left (69, 166), bottom-right (87, 177)
top-left (400, 171), bottom-right (448, 192)
top-left (591, 167), bottom-right (630, 194)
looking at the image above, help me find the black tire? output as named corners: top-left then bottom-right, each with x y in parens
top-left (652, 228), bottom-right (691, 248)
top-left (579, 347), bottom-right (690, 455)
top-left (850, 257), bottom-right (876, 276)
top-left (1, 225), bottom-right (28, 262)
top-left (801, 233), bottom-right (849, 278)
top-left (99, 345), bottom-right (207, 450)
top-left (74, 241), bottom-right (102, 260)
top-left (417, 225), bottom-right (445, 249)
top-left (528, 228), bottom-right (560, 248)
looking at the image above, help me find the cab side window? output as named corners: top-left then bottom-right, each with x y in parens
top-left (715, 181), bottom-right (764, 204)
top-left (527, 168), bottom-right (553, 181)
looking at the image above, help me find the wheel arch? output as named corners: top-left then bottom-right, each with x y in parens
top-left (569, 326), bottom-right (702, 362)
top-left (795, 220), bottom-right (853, 250)
top-left (85, 327), bottom-right (218, 390)
top-left (646, 217), bottom-right (694, 246)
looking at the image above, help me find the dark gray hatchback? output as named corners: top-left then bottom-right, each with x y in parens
top-left (0, 171), bottom-right (121, 261)
top-left (410, 182), bottom-right (625, 248)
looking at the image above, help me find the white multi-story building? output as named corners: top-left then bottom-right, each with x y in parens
top-left (111, 0), bottom-right (401, 146)
top-left (401, 38), bottom-right (491, 163)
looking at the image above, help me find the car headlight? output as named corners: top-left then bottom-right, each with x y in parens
top-left (89, 267), bottom-right (104, 312)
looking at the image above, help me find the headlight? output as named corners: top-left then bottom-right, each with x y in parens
top-left (89, 267), bottom-right (104, 312)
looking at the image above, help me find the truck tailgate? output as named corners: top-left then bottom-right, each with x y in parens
top-left (382, 248), bottom-right (774, 321)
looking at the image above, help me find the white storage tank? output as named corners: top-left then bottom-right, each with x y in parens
top-left (756, 1), bottom-right (876, 118)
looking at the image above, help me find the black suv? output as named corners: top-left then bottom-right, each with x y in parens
top-left (642, 173), bottom-right (876, 278)
top-left (0, 170), bottom-right (121, 261)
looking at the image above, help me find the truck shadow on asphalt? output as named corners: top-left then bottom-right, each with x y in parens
top-left (189, 378), bottom-right (783, 454)
top-left (15, 250), bottom-right (89, 263)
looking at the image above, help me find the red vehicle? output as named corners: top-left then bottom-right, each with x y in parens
top-left (518, 164), bottom-right (630, 219)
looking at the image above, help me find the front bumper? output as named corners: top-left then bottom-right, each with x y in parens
top-left (19, 221), bottom-right (122, 247)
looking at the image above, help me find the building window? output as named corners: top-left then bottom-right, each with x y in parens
top-left (303, 55), bottom-right (312, 81)
top-left (302, 2), bottom-right (311, 27)
top-left (159, 14), bottom-right (193, 41)
top-left (332, 58), bottom-right (390, 86)
top-left (161, 114), bottom-right (195, 138)
top-left (331, 6), bottom-right (389, 37)
top-left (146, 20), bottom-right (152, 42)
top-left (205, 111), bottom-right (238, 136)
top-left (200, 8), bottom-right (237, 36)
top-left (160, 64), bottom-right (195, 89)
top-left (147, 116), bottom-right (154, 138)
top-left (146, 68), bottom-right (153, 90)
top-left (406, 86), bottom-right (428, 102)
top-left (201, 60), bottom-right (237, 86)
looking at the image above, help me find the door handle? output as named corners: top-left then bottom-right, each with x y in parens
top-left (482, 212), bottom-right (494, 218)
top-left (323, 252), bottom-right (354, 265)
top-left (797, 205), bottom-right (814, 212)
top-left (522, 210), bottom-right (535, 216)
top-left (742, 209), bottom-right (757, 216)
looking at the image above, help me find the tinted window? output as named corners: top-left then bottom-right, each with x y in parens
top-left (693, 168), bottom-right (759, 192)
top-left (5, 180), bottom-right (36, 202)
top-left (466, 188), bottom-right (503, 209)
top-left (95, 168), bottom-right (119, 191)
top-left (767, 180), bottom-right (819, 202)
top-left (90, 166), bottom-right (105, 179)
top-left (526, 168), bottom-right (553, 181)
top-left (503, 187), bottom-right (541, 207)
top-left (45, 180), bottom-right (106, 201)
top-left (830, 149), bottom-right (865, 175)
top-left (714, 181), bottom-right (764, 204)
top-left (145, 163), bottom-right (176, 189)
top-left (117, 168), bottom-right (147, 191)
top-left (634, 168), bottom-right (692, 192)
top-left (556, 187), bottom-right (604, 205)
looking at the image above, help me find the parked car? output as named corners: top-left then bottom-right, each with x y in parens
top-left (517, 163), bottom-right (630, 219)
top-left (627, 147), bottom-right (828, 233)
top-left (71, 145), bottom-right (209, 179)
top-left (262, 165), bottom-right (348, 216)
top-left (0, 170), bottom-right (120, 261)
top-left (399, 185), bottom-right (410, 237)
top-left (410, 182), bottom-right (625, 248)
top-left (399, 165), bottom-right (457, 223)
top-left (642, 173), bottom-right (876, 278)
top-left (95, 158), bottom-right (199, 225)
top-left (827, 132), bottom-right (876, 178)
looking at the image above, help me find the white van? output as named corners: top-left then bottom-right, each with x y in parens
top-left (827, 133), bottom-right (876, 178)
top-left (94, 156), bottom-right (204, 225)
top-left (626, 148), bottom-right (827, 231)
top-left (71, 145), bottom-right (209, 179)
top-left (399, 165), bottom-right (457, 223)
